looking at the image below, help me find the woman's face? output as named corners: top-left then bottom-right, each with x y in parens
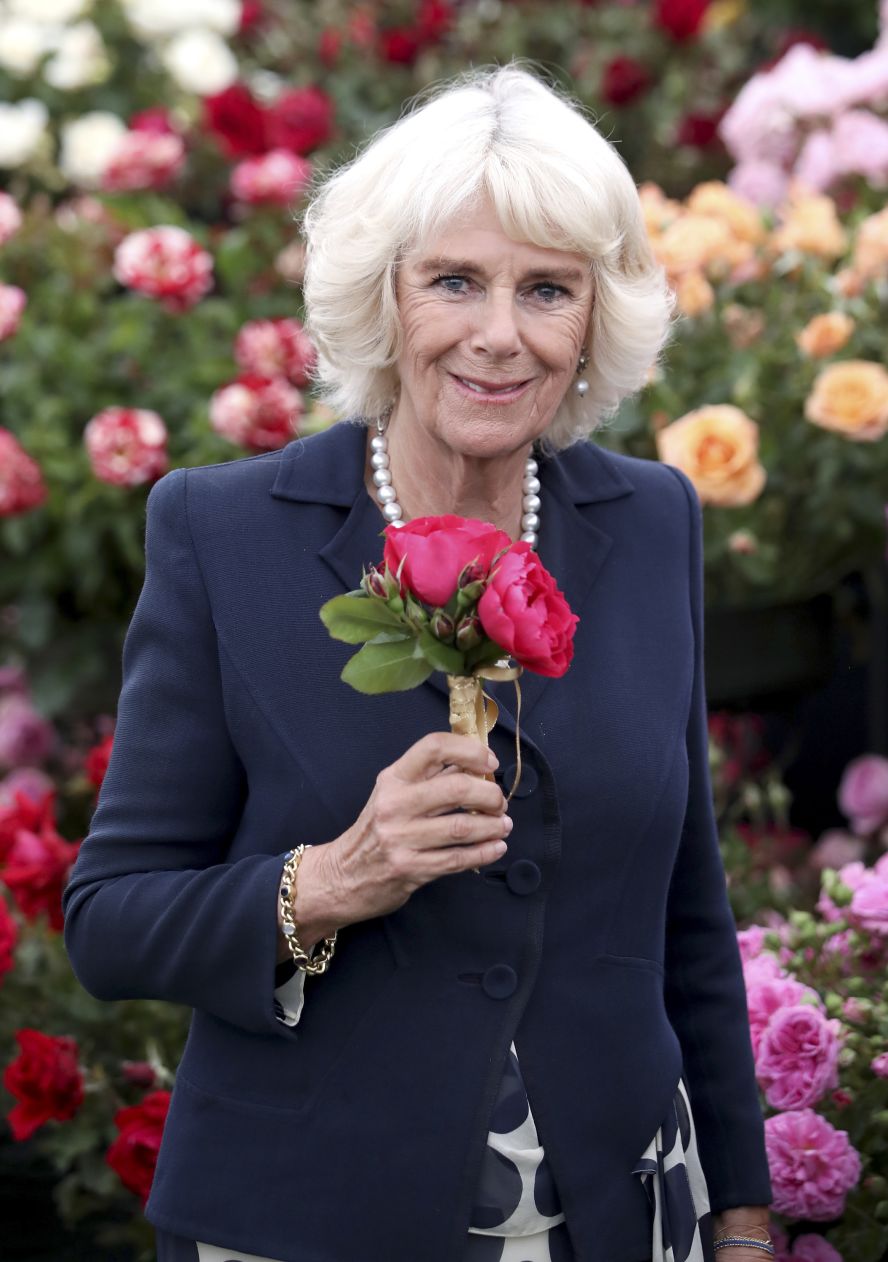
top-left (393, 198), bottom-right (594, 461)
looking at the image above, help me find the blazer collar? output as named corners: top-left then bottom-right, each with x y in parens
top-left (270, 421), bottom-right (635, 736)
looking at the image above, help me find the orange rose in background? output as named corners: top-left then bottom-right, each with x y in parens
top-left (852, 207), bottom-right (888, 283)
top-left (656, 405), bottom-right (767, 506)
top-left (770, 192), bottom-right (846, 260)
top-left (686, 181), bottom-right (765, 245)
top-left (654, 213), bottom-right (752, 278)
top-left (804, 362), bottom-right (888, 442)
top-left (673, 270), bottom-right (714, 317)
top-left (795, 313), bottom-right (855, 359)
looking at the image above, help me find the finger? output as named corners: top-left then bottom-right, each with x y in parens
top-left (403, 810), bottom-right (513, 852)
top-left (422, 836), bottom-right (510, 878)
top-left (402, 772), bottom-right (506, 819)
top-left (394, 731), bottom-right (498, 783)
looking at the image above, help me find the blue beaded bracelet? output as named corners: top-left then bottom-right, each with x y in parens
top-left (714, 1237), bottom-right (775, 1256)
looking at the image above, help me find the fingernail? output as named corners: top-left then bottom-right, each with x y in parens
top-left (494, 840), bottom-right (508, 855)
top-left (487, 751), bottom-right (499, 770)
top-left (502, 815), bottom-right (513, 833)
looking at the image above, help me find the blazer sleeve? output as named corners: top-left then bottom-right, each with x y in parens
top-left (63, 468), bottom-right (297, 1039)
top-left (662, 466), bottom-right (772, 1212)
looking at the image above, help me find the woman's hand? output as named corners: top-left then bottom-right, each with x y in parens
top-left (712, 1206), bottom-right (772, 1262)
top-left (280, 733), bottom-right (511, 951)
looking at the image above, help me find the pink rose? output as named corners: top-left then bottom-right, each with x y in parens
top-left (848, 871), bottom-right (888, 936)
top-left (794, 131), bottom-right (838, 192)
top-left (838, 754), bottom-right (888, 835)
top-left (230, 150), bottom-right (312, 206)
top-left (746, 976), bottom-right (821, 1057)
top-left (383, 516), bottom-right (513, 610)
top-left (765, 1109), bottom-right (861, 1220)
top-left (756, 1005), bottom-right (841, 1109)
top-left (102, 131), bottom-right (186, 193)
top-left (743, 952), bottom-right (786, 990)
top-left (0, 284), bottom-right (26, 341)
top-left (209, 374), bottom-right (303, 451)
top-left (478, 543), bottom-right (579, 678)
top-left (0, 193), bottom-right (22, 246)
top-left (84, 407), bottom-right (169, 488)
top-left (809, 831), bottom-right (865, 872)
top-left (832, 110), bottom-right (888, 184)
top-left (0, 696), bottom-right (54, 770)
top-left (871, 1051), bottom-right (888, 1078)
top-left (0, 430), bottom-right (45, 519)
top-left (791, 1236), bottom-right (843, 1262)
top-left (0, 768), bottom-right (54, 808)
top-left (113, 226), bottom-right (214, 313)
top-left (234, 318), bottom-right (316, 386)
top-left (737, 925), bottom-right (768, 962)
top-left (728, 160), bottom-right (790, 208)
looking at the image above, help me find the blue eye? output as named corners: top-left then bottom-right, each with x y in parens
top-left (533, 284), bottom-right (568, 302)
top-left (432, 274), bottom-right (468, 293)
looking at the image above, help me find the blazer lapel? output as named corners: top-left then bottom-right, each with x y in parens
top-left (270, 422), bottom-right (635, 742)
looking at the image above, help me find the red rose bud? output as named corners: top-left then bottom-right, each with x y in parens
top-left (121, 1061), bottom-right (157, 1089)
top-left (405, 594), bottom-right (429, 626)
top-left (455, 615), bottom-right (482, 651)
top-left (458, 562), bottom-right (487, 588)
top-left (431, 611), bottom-right (455, 642)
top-left (362, 566), bottom-right (389, 600)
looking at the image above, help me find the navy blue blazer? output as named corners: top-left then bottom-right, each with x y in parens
top-left (63, 420), bottom-right (771, 1262)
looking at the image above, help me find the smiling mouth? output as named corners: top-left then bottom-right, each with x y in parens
top-left (451, 374), bottom-right (532, 397)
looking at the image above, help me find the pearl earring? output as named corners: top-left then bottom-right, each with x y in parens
top-left (576, 352), bottom-right (589, 397)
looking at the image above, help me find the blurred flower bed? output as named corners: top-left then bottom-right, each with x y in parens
top-left (0, 1), bottom-right (887, 1259)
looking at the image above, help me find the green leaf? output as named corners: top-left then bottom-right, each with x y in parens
top-left (418, 628), bottom-right (466, 674)
top-left (320, 593), bottom-right (407, 643)
top-left (341, 639), bottom-right (433, 694)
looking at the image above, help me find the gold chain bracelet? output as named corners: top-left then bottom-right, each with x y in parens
top-left (278, 846), bottom-right (337, 976)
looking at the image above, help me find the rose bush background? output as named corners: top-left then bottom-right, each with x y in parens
top-left (0, 1), bottom-right (887, 1260)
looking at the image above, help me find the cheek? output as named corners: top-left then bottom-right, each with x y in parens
top-left (398, 293), bottom-right (462, 370)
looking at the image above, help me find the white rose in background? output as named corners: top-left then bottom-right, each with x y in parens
top-left (121, 0), bottom-right (241, 40)
top-left (0, 99), bottom-right (48, 169)
top-left (0, 17), bottom-right (56, 77)
top-left (161, 28), bottom-right (238, 96)
top-left (43, 20), bottom-right (110, 90)
top-left (6, 0), bottom-right (89, 22)
top-left (59, 112), bottom-right (126, 187)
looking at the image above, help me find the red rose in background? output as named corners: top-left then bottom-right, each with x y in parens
top-left (318, 27), bottom-right (342, 66)
top-left (0, 789), bottom-right (80, 930)
top-left (204, 83), bottom-right (267, 158)
top-left (0, 896), bottom-right (17, 981)
top-left (478, 543), bottom-right (579, 678)
top-left (378, 26), bottom-right (422, 65)
top-left (266, 86), bottom-right (334, 156)
top-left (129, 108), bottom-right (178, 136)
top-left (653, 0), bottom-right (710, 41)
top-left (85, 733), bottom-right (114, 790)
top-left (602, 56), bottom-right (652, 106)
top-left (417, 0), bottom-right (453, 42)
top-left (0, 428), bottom-right (47, 519)
top-left (107, 1091), bottom-right (171, 1204)
top-left (383, 516), bottom-right (513, 609)
top-left (677, 110), bottom-right (723, 148)
top-left (3, 1029), bottom-right (84, 1140)
top-left (238, 0), bottom-right (267, 35)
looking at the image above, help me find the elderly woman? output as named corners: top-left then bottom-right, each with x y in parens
top-left (63, 67), bottom-right (772, 1262)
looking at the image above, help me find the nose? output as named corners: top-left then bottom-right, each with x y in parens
top-left (470, 285), bottom-right (522, 359)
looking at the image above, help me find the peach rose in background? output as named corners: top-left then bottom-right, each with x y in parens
top-left (770, 192), bottom-right (847, 259)
top-left (804, 361), bottom-right (888, 441)
top-left (654, 213), bottom-right (753, 278)
top-left (686, 180), bottom-right (766, 245)
top-left (656, 405), bottom-right (768, 506)
top-left (673, 270), bottom-right (715, 317)
top-left (852, 205), bottom-right (888, 282)
top-left (795, 312), bottom-right (855, 358)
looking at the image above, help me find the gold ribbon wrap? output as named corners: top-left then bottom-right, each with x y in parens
top-left (446, 665), bottom-right (523, 802)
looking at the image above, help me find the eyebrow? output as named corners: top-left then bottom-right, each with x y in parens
top-left (414, 257), bottom-right (588, 284)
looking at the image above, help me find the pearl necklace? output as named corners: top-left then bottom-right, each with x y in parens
top-left (369, 418), bottom-right (543, 549)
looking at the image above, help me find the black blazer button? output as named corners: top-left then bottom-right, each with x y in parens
top-left (482, 964), bottom-right (518, 999)
top-left (506, 859), bottom-right (541, 895)
top-left (504, 763), bottom-right (538, 797)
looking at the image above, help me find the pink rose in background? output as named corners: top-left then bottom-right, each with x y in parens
top-left (838, 755), bottom-right (888, 835)
top-left (719, 72), bottom-right (799, 166)
top-left (478, 543), bottom-right (579, 678)
top-left (102, 131), bottom-right (186, 193)
top-left (382, 516), bottom-right (513, 609)
top-left (756, 1004), bottom-right (841, 1109)
top-left (209, 374), bottom-right (303, 451)
top-left (0, 284), bottom-right (26, 341)
top-left (765, 1109), bottom-right (861, 1220)
top-left (230, 150), bottom-right (312, 206)
top-left (129, 108), bottom-right (178, 136)
top-left (234, 318), bottom-right (316, 386)
top-left (84, 408), bottom-right (169, 488)
top-left (832, 110), bottom-right (888, 184)
top-left (728, 159), bottom-right (789, 207)
top-left (817, 860), bottom-right (868, 922)
top-left (871, 1051), bottom-right (888, 1078)
top-left (737, 925), bottom-right (768, 961)
top-left (809, 831), bottom-right (865, 872)
top-left (0, 696), bottom-right (55, 770)
top-left (0, 193), bottom-right (22, 246)
top-left (848, 866), bottom-right (888, 936)
top-left (0, 767), bottom-right (54, 808)
top-left (0, 429), bottom-right (47, 518)
top-left (838, 46), bottom-right (888, 110)
top-left (795, 132), bottom-right (838, 192)
top-left (746, 976), bottom-right (822, 1056)
top-left (113, 226), bottom-right (214, 312)
top-left (790, 1236), bottom-right (843, 1262)
top-left (743, 951), bottom-right (786, 989)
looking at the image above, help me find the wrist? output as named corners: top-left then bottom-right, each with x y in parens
top-left (277, 843), bottom-right (342, 952)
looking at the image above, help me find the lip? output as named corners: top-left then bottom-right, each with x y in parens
top-left (449, 373), bottom-right (533, 403)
